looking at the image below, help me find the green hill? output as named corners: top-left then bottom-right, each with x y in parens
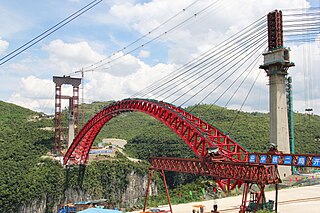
top-left (81, 101), bottom-right (320, 156)
top-left (1, 100), bottom-right (320, 212)
top-left (0, 101), bottom-right (63, 212)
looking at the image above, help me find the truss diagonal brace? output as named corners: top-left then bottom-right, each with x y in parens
top-left (150, 157), bottom-right (281, 185)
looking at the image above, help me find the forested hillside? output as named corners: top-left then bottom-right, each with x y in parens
top-left (1, 100), bottom-right (319, 212)
top-left (83, 101), bottom-right (320, 156)
top-left (0, 101), bottom-right (63, 212)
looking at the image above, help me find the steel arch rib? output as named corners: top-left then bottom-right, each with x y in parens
top-left (64, 99), bottom-right (248, 165)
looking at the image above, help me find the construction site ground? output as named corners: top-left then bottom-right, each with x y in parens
top-left (133, 184), bottom-right (320, 213)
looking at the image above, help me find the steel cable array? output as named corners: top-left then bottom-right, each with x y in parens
top-left (132, 16), bottom-right (268, 110)
top-left (133, 17), bottom-right (266, 97)
top-left (283, 8), bottom-right (320, 44)
top-left (153, 24), bottom-right (266, 101)
top-left (133, 7), bottom-right (319, 116)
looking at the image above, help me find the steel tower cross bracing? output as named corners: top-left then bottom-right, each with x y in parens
top-left (259, 10), bottom-right (295, 179)
top-left (53, 76), bottom-right (81, 154)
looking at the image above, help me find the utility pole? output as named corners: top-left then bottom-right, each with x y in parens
top-left (260, 10), bottom-right (295, 179)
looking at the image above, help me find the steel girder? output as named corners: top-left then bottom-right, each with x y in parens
top-left (150, 157), bottom-right (281, 185)
top-left (64, 99), bottom-right (247, 165)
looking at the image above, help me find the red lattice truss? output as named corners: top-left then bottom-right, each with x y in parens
top-left (64, 98), bottom-right (248, 165)
top-left (151, 157), bottom-right (280, 185)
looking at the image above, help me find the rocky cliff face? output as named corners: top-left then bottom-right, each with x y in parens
top-left (17, 171), bottom-right (157, 213)
top-left (18, 194), bottom-right (47, 213)
top-left (121, 171), bottom-right (158, 206)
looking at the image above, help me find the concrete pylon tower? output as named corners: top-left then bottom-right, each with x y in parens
top-left (260, 10), bottom-right (295, 179)
top-left (68, 97), bottom-right (75, 149)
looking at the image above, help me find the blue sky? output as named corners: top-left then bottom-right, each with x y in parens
top-left (0, 0), bottom-right (319, 114)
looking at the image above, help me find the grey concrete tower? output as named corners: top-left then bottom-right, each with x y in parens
top-left (260, 10), bottom-right (295, 179)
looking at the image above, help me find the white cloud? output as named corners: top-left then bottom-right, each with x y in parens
top-left (8, 76), bottom-right (55, 113)
top-left (138, 50), bottom-right (150, 58)
top-left (84, 61), bottom-right (176, 101)
top-left (107, 0), bottom-right (311, 65)
top-left (0, 37), bottom-right (9, 55)
top-left (98, 53), bottom-right (143, 77)
top-left (42, 39), bottom-right (105, 74)
top-left (3, 0), bottom-right (319, 117)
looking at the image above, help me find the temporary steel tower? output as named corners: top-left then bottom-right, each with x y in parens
top-left (260, 10), bottom-right (295, 178)
top-left (53, 76), bottom-right (81, 154)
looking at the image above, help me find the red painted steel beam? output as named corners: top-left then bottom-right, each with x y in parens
top-left (160, 102), bottom-right (248, 162)
top-left (150, 157), bottom-right (280, 185)
top-left (64, 99), bottom-right (248, 165)
top-left (267, 10), bottom-right (283, 50)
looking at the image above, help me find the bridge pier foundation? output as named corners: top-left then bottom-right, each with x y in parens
top-left (259, 10), bottom-right (295, 179)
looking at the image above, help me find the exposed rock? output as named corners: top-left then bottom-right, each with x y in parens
top-left (17, 194), bottom-right (47, 213)
top-left (121, 171), bottom-right (158, 205)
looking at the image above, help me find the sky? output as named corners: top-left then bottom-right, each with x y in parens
top-left (0, 0), bottom-right (319, 115)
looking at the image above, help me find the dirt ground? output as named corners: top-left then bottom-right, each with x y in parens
top-left (132, 184), bottom-right (320, 213)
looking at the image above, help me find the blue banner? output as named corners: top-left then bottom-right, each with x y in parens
top-left (260, 155), bottom-right (267, 164)
top-left (284, 156), bottom-right (292, 165)
top-left (312, 157), bottom-right (320, 167)
top-left (297, 156), bottom-right (307, 166)
top-left (249, 154), bottom-right (256, 163)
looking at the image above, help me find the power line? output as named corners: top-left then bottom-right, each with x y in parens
top-left (80, 0), bottom-right (223, 73)
top-left (0, 0), bottom-right (103, 66)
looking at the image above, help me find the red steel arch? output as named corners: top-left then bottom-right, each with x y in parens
top-left (64, 99), bottom-right (248, 165)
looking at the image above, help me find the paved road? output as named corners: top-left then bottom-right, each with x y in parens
top-left (136, 185), bottom-right (320, 213)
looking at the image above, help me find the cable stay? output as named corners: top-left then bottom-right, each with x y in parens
top-left (227, 69), bottom-right (263, 134)
top-left (204, 52), bottom-right (265, 116)
top-left (171, 35), bottom-right (267, 106)
top-left (188, 46), bottom-right (267, 113)
top-left (149, 25), bottom-right (267, 101)
top-left (167, 36), bottom-right (266, 105)
top-left (282, 8), bottom-right (320, 44)
top-left (132, 16), bottom-right (267, 98)
top-left (149, 29), bottom-right (267, 104)
top-left (133, 17), bottom-right (267, 99)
